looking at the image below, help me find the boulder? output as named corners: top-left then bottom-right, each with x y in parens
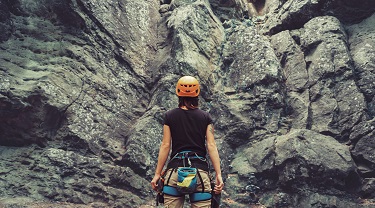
top-left (347, 13), bottom-right (375, 117)
top-left (229, 129), bottom-right (360, 206)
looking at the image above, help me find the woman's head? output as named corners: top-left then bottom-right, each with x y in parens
top-left (176, 76), bottom-right (200, 109)
top-left (175, 76), bottom-right (200, 97)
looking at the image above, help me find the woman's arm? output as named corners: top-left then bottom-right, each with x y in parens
top-left (151, 125), bottom-right (171, 191)
top-left (206, 124), bottom-right (224, 193)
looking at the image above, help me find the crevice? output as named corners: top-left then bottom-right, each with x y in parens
top-left (251, 0), bottom-right (266, 15)
top-left (351, 155), bottom-right (375, 178)
top-left (60, 77), bottom-right (85, 115)
top-left (319, 130), bottom-right (338, 139)
top-left (306, 99), bottom-right (313, 130)
top-left (60, 135), bottom-right (95, 156)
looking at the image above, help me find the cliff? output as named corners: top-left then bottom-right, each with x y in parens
top-left (0, 0), bottom-right (375, 207)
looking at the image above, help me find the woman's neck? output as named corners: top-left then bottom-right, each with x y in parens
top-left (180, 106), bottom-right (188, 110)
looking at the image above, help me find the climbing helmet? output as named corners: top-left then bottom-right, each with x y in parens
top-left (176, 76), bottom-right (200, 97)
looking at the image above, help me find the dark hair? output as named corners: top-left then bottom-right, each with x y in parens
top-left (178, 97), bottom-right (199, 109)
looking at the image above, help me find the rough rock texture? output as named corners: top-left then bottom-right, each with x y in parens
top-left (230, 129), bottom-right (361, 206)
top-left (0, 0), bottom-right (375, 207)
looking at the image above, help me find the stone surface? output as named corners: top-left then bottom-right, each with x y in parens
top-left (347, 13), bottom-right (375, 117)
top-left (0, 0), bottom-right (375, 207)
top-left (261, 0), bottom-right (375, 35)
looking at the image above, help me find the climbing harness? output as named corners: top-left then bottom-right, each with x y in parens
top-left (159, 151), bottom-right (213, 203)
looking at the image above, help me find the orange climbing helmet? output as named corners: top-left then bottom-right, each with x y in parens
top-left (176, 76), bottom-right (200, 97)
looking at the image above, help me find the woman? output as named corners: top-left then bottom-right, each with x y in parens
top-left (151, 76), bottom-right (224, 208)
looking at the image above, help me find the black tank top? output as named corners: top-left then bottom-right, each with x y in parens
top-left (164, 108), bottom-right (213, 158)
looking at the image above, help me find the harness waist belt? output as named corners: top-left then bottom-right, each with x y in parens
top-left (163, 185), bottom-right (183, 197)
top-left (190, 192), bottom-right (212, 202)
top-left (167, 160), bottom-right (209, 171)
top-left (163, 186), bottom-right (212, 202)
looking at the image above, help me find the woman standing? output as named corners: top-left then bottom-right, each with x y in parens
top-left (151, 76), bottom-right (224, 207)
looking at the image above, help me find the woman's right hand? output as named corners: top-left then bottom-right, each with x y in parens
top-left (213, 175), bottom-right (224, 194)
top-left (151, 174), bottom-right (161, 192)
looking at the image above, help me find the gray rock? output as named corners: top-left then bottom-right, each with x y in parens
top-left (348, 13), bottom-right (375, 117)
top-left (211, 20), bottom-right (283, 148)
top-left (262, 0), bottom-right (375, 35)
top-left (230, 129), bottom-right (360, 206)
top-left (0, 1), bottom-right (12, 42)
top-left (0, 0), bottom-right (375, 207)
top-left (350, 118), bottom-right (375, 178)
top-left (269, 16), bottom-right (367, 143)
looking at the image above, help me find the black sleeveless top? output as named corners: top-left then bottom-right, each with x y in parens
top-left (164, 108), bottom-right (213, 169)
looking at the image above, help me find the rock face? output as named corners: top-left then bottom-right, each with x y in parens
top-left (0, 0), bottom-right (374, 207)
